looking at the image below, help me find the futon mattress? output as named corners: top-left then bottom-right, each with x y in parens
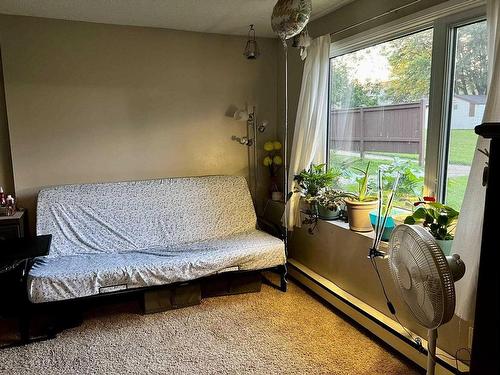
top-left (27, 230), bottom-right (285, 303)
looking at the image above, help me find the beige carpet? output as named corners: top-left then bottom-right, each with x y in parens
top-left (0, 280), bottom-right (420, 375)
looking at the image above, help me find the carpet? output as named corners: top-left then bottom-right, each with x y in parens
top-left (0, 279), bottom-right (420, 374)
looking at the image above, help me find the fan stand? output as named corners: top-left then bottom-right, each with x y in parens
top-left (427, 329), bottom-right (438, 375)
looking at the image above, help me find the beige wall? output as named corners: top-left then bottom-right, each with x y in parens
top-left (0, 15), bottom-right (279, 226)
top-left (0, 50), bottom-right (13, 193)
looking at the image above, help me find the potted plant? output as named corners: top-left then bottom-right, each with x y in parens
top-left (403, 197), bottom-right (459, 255)
top-left (315, 189), bottom-right (353, 220)
top-left (344, 162), bottom-right (379, 232)
top-left (263, 140), bottom-right (283, 201)
top-left (294, 164), bottom-right (339, 214)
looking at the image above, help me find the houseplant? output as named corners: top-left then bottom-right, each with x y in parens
top-left (315, 189), bottom-right (354, 220)
top-left (263, 140), bottom-right (283, 201)
top-left (403, 197), bottom-right (459, 255)
top-left (295, 163), bottom-right (338, 197)
top-left (294, 163), bottom-right (339, 215)
top-left (344, 162), bottom-right (379, 232)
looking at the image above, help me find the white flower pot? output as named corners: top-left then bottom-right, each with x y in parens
top-left (436, 239), bottom-right (453, 256)
top-left (318, 204), bottom-right (341, 220)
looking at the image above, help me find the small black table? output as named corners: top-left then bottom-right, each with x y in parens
top-left (0, 235), bottom-right (52, 347)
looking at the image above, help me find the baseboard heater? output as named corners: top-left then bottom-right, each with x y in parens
top-left (287, 258), bottom-right (468, 375)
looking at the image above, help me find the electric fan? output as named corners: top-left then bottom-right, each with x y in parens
top-left (388, 224), bottom-right (466, 375)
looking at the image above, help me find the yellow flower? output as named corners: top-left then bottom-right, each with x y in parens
top-left (273, 155), bottom-right (283, 165)
top-left (263, 156), bottom-right (273, 167)
top-left (273, 141), bottom-right (282, 150)
top-left (264, 141), bottom-right (274, 152)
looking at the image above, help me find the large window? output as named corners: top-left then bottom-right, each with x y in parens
top-left (329, 29), bottom-right (432, 210)
top-left (328, 13), bottom-right (487, 211)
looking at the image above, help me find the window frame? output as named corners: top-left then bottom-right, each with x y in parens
top-left (327, 0), bottom-right (486, 205)
top-left (431, 13), bottom-right (487, 203)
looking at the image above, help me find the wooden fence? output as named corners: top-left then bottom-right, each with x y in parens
top-left (329, 100), bottom-right (427, 165)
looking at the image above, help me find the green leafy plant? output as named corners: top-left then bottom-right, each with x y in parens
top-left (404, 198), bottom-right (459, 240)
top-left (377, 158), bottom-right (424, 204)
top-left (294, 164), bottom-right (339, 198)
top-left (316, 189), bottom-right (355, 212)
top-left (349, 162), bottom-right (377, 202)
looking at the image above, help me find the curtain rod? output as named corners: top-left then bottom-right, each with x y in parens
top-left (330, 0), bottom-right (422, 37)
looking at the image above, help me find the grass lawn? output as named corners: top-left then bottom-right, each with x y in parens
top-left (446, 176), bottom-right (469, 210)
top-left (448, 129), bottom-right (477, 165)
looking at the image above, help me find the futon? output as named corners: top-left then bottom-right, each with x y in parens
top-left (27, 176), bottom-right (286, 303)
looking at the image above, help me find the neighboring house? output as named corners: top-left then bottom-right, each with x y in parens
top-left (450, 94), bottom-right (486, 129)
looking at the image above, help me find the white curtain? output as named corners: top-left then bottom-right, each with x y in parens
top-left (286, 35), bottom-right (330, 229)
top-left (454, 0), bottom-right (500, 321)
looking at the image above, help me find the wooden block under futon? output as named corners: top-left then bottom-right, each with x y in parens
top-left (201, 271), bottom-right (262, 297)
top-left (143, 282), bottom-right (201, 314)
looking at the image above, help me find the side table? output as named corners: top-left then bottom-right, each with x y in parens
top-left (0, 210), bottom-right (27, 240)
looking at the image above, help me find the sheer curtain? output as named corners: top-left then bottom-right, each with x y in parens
top-left (286, 35), bottom-right (330, 229)
top-left (454, 0), bottom-right (500, 321)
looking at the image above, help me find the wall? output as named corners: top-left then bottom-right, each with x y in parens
top-left (0, 15), bottom-right (279, 226)
top-left (0, 50), bottom-right (13, 193)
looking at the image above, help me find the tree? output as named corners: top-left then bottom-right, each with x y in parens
top-left (384, 29), bottom-right (433, 103)
top-left (330, 60), bottom-right (384, 109)
top-left (330, 21), bottom-right (487, 108)
top-left (454, 22), bottom-right (488, 95)
top-left (384, 22), bottom-right (487, 103)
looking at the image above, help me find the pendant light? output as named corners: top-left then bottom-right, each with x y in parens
top-left (243, 25), bottom-right (260, 60)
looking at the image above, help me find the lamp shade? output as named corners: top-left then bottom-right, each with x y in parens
top-left (233, 109), bottom-right (249, 122)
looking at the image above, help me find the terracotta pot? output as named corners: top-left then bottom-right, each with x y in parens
top-left (345, 199), bottom-right (379, 232)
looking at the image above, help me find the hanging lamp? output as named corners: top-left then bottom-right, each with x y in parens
top-left (243, 25), bottom-right (260, 60)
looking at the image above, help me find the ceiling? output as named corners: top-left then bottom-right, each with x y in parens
top-left (0, 0), bottom-right (353, 37)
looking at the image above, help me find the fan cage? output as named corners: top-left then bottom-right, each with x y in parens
top-left (388, 225), bottom-right (456, 329)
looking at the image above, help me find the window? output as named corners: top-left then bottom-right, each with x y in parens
top-left (329, 29), bottom-right (432, 210)
top-left (328, 9), bottom-right (487, 212)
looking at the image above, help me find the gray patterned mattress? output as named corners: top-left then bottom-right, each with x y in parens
top-left (28, 176), bottom-right (285, 303)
